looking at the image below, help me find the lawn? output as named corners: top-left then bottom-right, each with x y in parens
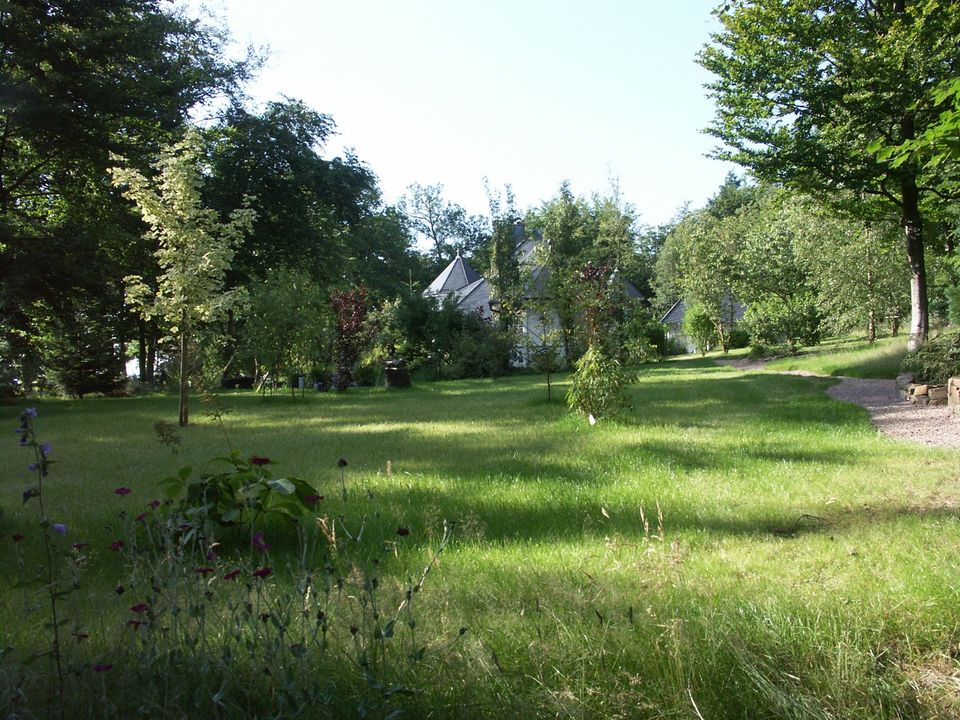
top-left (2, 360), bottom-right (959, 718)
top-left (762, 336), bottom-right (909, 379)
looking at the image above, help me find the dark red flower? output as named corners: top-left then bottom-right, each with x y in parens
top-left (252, 566), bottom-right (273, 578)
top-left (130, 603), bottom-right (149, 614)
top-left (11, 533), bottom-right (24, 542)
top-left (134, 512), bottom-right (147, 522)
top-left (114, 487), bottom-right (132, 496)
top-left (93, 663), bottom-right (113, 673)
top-left (73, 632), bottom-right (89, 641)
top-left (303, 494), bottom-right (323, 505)
top-left (337, 457), bottom-right (348, 468)
top-left (148, 499), bottom-right (161, 509)
top-left (110, 540), bottom-right (124, 551)
top-left (250, 455), bottom-right (271, 467)
top-left (195, 566), bottom-right (215, 575)
top-left (223, 569), bottom-right (241, 581)
top-left (115, 585), bottom-right (125, 596)
top-left (396, 527), bottom-right (410, 537)
top-left (127, 620), bottom-right (144, 628)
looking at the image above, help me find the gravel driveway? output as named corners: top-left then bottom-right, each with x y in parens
top-left (715, 358), bottom-right (960, 449)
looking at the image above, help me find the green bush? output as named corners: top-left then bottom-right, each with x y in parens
top-left (901, 332), bottom-right (960, 384)
top-left (682, 305), bottom-right (718, 355)
top-left (567, 344), bottom-right (631, 421)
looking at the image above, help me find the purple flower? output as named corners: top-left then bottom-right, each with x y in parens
top-left (23, 407), bottom-right (38, 419)
top-left (130, 603), bottom-right (149, 614)
top-left (250, 455), bottom-right (271, 467)
top-left (114, 487), bottom-right (132, 496)
top-left (252, 566), bottom-right (273, 578)
top-left (110, 540), bottom-right (124, 551)
top-left (51, 523), bottom-right (67, 534)
top-left (251, 532), bottom-right (270, 552)
top-left (39, 442), bottom-right (52, 457)
top-left (12, 533), bottom-right (25, 543)
top-left (22, 487), bottom-right (38, 504)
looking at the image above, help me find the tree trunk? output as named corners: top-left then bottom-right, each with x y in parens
top-left (178, 327), bottom-right (189, 427)
top-left (137, 322), bottom-right (147, 381)
top-left (901, 174), bottom-right (928, 351)
top-left (146, 320), bottom-right (157, 384)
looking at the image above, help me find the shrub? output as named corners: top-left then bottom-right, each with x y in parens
top-left (741, 295), bottom-right (821, 354)
top-left (901, 332), bottom-right (960, 384)
top-left (567, 344), bottom-right (631, 421)
top-left (682, 305), bottom-right (718, 355)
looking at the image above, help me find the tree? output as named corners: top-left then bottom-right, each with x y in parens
top-left (0, 0), bottom-right (253, 390)
top-left (241, 266), bottom-right (329, 394)
top-left (398, 183), bottom-right (488, 268)
top-left (111, 130), bottom-right (255, 426)
top-left (331, 286), bottom-right (371, 391)
top-left (700, 0), bottom-right (960, 350)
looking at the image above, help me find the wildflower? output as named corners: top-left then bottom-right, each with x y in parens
top-left (115, 585), bottom-right (125, 595)
top-left (303, 494), bottom-right (323, 505)
top-left (114, 487), bottom-right (132, 496)
top-left (93, 663), bottom-right (112, 673)
top-left (250, 455), bottom-right (271, 467)
top-left (195, 567), bottom-right (215, 576)
top-left (12, 533), bottom-right (25, 542)
top-left (51, 523), bottom-right (67, 534)
top-left (134, 512), bottom-right (147, 522)
top-left (127, 620), bottom-right (144, 628)
top-left (396, 527), bottom-right (411, 537)
top-left (251, 532), bottom-right (270, 552)
top-left (252, 566), bottom-right (273, 578)
top-left (23, 407), bottom-right (38, 419)
top-left (110, 540), bottom-right (124, 551)
top-left (73, 632), bottom-right (89, 641)
top-left (28, 463), bottom-right (38, 472)
top-left (206, 548), bottom-right (218, 561)
top-left (223, 569), bottom-right (241, 581)
top-left (130, 603), bottom-right (149, 614)
top-left (39, 442), bottom-right (52, 456)
top-left (338, 457), bottom-right (348, 468)
top-left (148, 499), bottom-right (161, 509)
top-left (22, 487), bottom-right (38, 504)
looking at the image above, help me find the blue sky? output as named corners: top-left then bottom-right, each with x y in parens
top-left (198, 0), bottom-right (737, 226)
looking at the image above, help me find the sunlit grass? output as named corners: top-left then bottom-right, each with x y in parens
top-left (763, 335), bottom-right (909, 378)
top-left (2, 361), bottom-right (959, 718)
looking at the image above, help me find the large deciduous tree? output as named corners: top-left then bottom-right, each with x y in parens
top-left (111, 130), bottom-right (255, 426)
top-left (699, 0), bottom-right (960, 349)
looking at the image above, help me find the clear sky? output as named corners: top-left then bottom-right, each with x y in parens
top-left (194, 0), bottom-right (737, 227)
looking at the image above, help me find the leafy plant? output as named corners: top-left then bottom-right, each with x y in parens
top-left (566, 344), bottom-right (631, 422)
top-left (900, 332), bottom-right (960, 385)
top-left (682, 304), bottom-right (718, 355)
top-left (160, 451), bottom-right (321, 531)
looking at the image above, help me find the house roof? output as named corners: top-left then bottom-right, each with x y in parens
top-left (660, 298), bottom-right (746, 326)
top-left (423, 254), bottom-right (482, 297)
top-left (661, 299), bottom-right (686, 325)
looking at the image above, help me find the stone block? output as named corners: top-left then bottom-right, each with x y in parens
top-left (928, 385), bottom-right (948, 402)
top-left (912, 384), bottom-right (929, 397)
top-left (949, 377), bottom-right (960, 408)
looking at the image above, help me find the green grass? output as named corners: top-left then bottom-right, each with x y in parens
top-left (2, 363), bottom-right (960, 718)
top-left (762, 336), bottom-right (909, 378)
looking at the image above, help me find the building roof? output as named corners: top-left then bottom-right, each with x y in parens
top-left (423, 254), bottom-right (482, 297)
top-left (661, 299), bottom-right (686, 325)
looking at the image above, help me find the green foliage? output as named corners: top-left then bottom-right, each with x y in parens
top-left (160, 451), bottom-right (320, 529)
top-left (619, 306), bottom-right (668, 364)
top-left (566, 344), bottom-right (630, 420)
top-left (111, 130), bottom-right (255, 425)
top-left (682, 304), bottom-right (719, 356)
top-left (742, 294), bottom-right (822, 354)
top-left (901, 332), bottom-right (960, 385)
top-left (241, 266), bottom-right (330, 389)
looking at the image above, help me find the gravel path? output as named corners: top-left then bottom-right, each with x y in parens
top-left (715, 358), bottom-right (960, 449)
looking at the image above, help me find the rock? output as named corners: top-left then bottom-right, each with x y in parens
top-left (912, 384), bottom-right (929, 397)
top-left (928, 385), bottom-right (948, 402)
top-left (949, 377), bottom-right (960, 408)
top-left (896, 373), bottom-right (915, 391)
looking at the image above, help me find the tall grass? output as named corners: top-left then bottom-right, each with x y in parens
top-left (1, 363), bottom-right (958, 718)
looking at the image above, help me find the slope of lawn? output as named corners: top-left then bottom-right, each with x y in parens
top-left (2, 361), bottom-right (959, 718)
top-left (762, 335), bottom-right (909, 378)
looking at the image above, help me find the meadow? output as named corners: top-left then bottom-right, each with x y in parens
top-left (2, 357), bottom-right (959, 719)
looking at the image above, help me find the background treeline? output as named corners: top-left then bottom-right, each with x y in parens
top-left (2, 0), bottom-right (959, 403)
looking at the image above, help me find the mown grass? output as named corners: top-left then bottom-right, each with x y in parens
top-left (2, 360), bottom-right (960, 718)
top-left (763, 336), bottom-right (909, 379)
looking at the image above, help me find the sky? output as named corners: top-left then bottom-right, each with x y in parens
top-left (192, 0), bottom-right (738, 227)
